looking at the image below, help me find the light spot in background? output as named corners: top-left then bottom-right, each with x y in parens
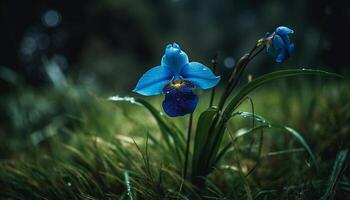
top-left (19, 32), bottom-right (51, 63)
top-left (42, 10), bottom-right (62, 28)
top-left (223, 57), bottom-right (235, 69)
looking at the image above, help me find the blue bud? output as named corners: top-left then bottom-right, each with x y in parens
top-left (265, 26), bottom-right (295, 63)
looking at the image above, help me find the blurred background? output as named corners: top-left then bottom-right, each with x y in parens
top-left (0, 0), bottom-right (349, 158)
top-left (1, 0), bottom-right (349, 89)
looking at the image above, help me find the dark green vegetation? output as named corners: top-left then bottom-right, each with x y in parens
top-left (0, 68), bottom-right (349, 199)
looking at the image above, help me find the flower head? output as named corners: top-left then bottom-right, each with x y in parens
top-left (133, 43), bottom-right (220, 117)
top-left (265, 26), bottom-right (295, 63)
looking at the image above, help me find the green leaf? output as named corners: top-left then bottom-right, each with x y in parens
top-left (191, 108), bottom-right (217, 180)
top-left (223, 69), bottom-right (342, 119)
top-left (236, 111), bottom-right (271, 125)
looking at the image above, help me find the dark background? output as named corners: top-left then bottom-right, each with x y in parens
top-left (0, 0), bottom-right (349, 92)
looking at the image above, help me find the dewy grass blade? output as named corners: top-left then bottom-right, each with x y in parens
top-left (124, 170), bottom-right (134, 200)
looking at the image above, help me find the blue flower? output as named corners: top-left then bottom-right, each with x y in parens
top-left (133, 43), bottom-right (220, 117)
top-left (265, 26), bottom-right (295, 63)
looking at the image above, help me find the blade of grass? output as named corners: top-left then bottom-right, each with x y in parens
top-left (321, 149), bottom-right (349, 200)
top-left (124, 170), bottom-right (134, 200)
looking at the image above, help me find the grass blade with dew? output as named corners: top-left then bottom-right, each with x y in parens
top-left (124, 170), bottom-right (134, 200)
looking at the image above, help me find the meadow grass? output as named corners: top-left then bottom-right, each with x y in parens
top-left (0, 73), bottom-right (349, 199)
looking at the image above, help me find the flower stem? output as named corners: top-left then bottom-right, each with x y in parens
top-left (203, 41), bottom-right (265, 173)
top-left (209, 54), bottom-right (218, 108)
top-left (183, 113), bottom-right (193, 180)
top-left (217, 42), bottom-right (265, 111)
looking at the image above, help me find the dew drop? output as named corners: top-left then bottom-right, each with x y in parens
top-left (42, 10), bottom-right (62, 28)
top-left (224, 57), bottom-right (235, 69)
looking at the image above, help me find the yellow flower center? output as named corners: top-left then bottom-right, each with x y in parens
top-left (170, 80), bottom-right (183, 88)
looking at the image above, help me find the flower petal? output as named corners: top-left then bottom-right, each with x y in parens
top-left (275, 49), bottom-right (287, 63)
top-left (133, 65), bottom-right (173, 96)
top-left (180, 62), bottom-right (220, 89)
top-left (276, 26), bottom-right (294, 35)
top-left (287, 43), bottom-right (295, 55)
top-left (162, 83), bottom-right (198, 117)
top-left (161, 43), bottom-right (189, 77)
top-left (272, 34), bottom-right (284, 49)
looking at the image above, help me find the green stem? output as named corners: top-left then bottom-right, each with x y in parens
top-left (209, 54), bottom-right (218, 108)
top-left (183, 113), bottom-right (193, 179)
top-left (202, 41), bottom-right (266, 175)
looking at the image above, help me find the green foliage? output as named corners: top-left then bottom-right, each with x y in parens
top-left (191, 108), bottom-right (217, 182)
top-left (1, 77), bottom-right (349, 199)
top-left (190, 69), bottom-right (339, 183)
top-left (1, 66), bottom-right (349, 199)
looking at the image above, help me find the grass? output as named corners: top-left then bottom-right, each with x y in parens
top-left (0, 69), bottom-right (350, 199)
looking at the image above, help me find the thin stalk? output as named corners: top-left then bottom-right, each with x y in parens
top-left (183, 113), bottom-right (193, 179)
top-left (218, 43), bottom-right (266, 111)
top-left (202, 42), bottom-right (266, 173)
top-left (249, 45), bottom-right (265, 61)
top-left (209, 54), bottom-right (218, 108)
top-left (216, 42), bottom-right (259, 110)
top-left (225, 45), bottom-right (265, 103)
top-left (208, 44), bottom-right (260, 139)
